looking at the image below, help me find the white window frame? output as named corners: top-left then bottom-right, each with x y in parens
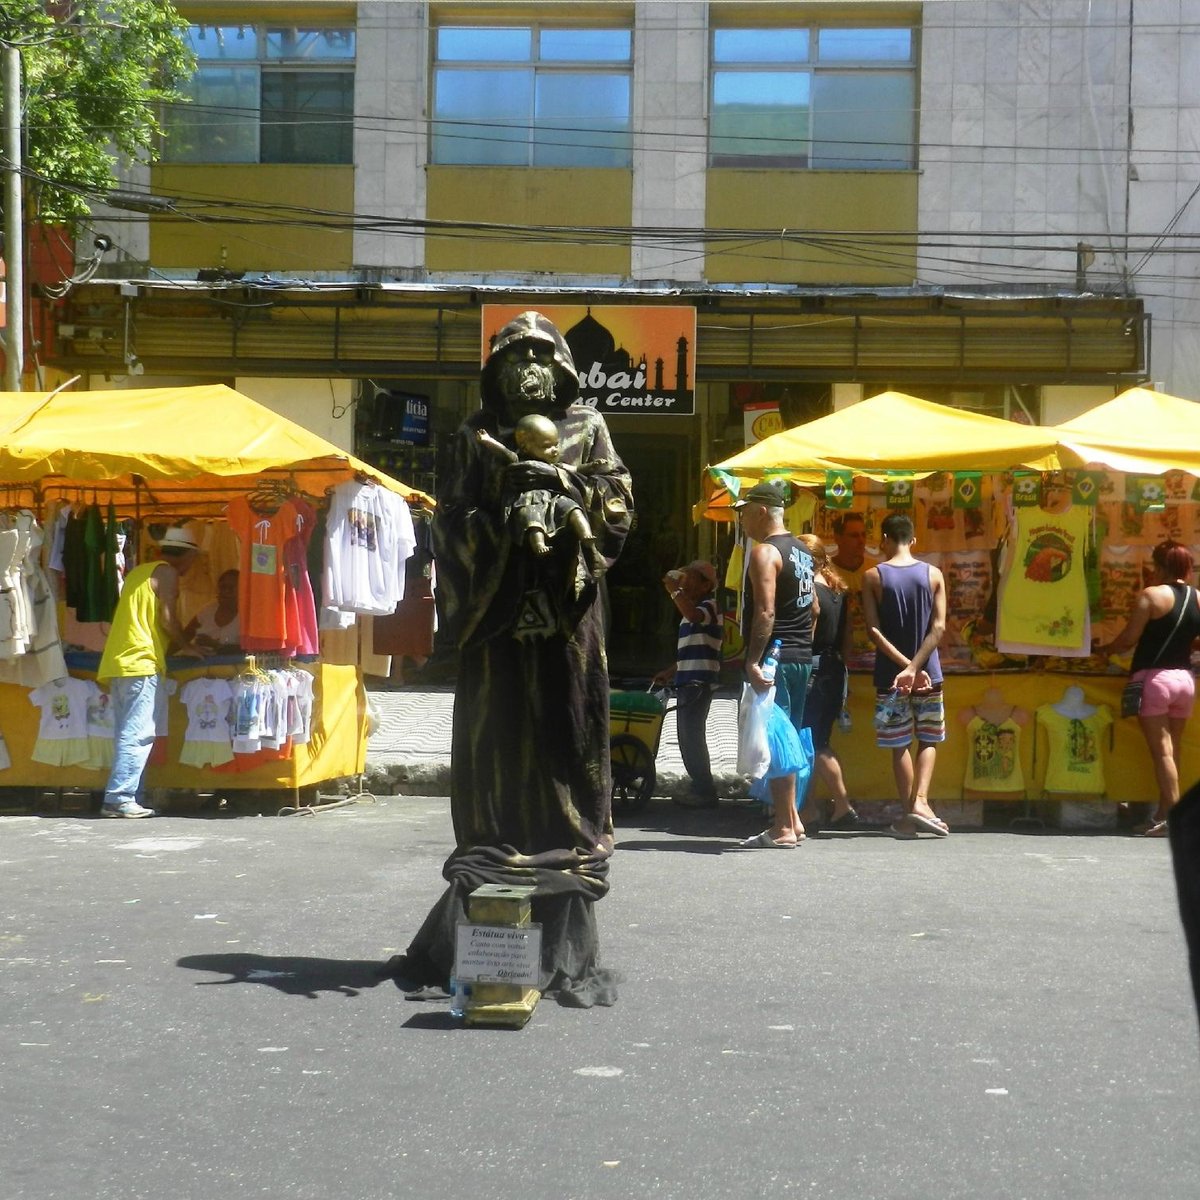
top-left (430, 24), bottom-right (633, 168)
top-left (162, 24), bottom-right (356, 165)
top-left (710, 26), bottom-right (918, 171)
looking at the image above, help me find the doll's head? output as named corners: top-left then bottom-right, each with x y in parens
top-left (513, 413), bottom-right (561, 464)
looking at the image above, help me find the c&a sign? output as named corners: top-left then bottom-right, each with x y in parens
top-left (482, 304), bottom-right (696, 417)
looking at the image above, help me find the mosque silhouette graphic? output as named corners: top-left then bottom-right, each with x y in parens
top-left (485, 306), bottom-right (695, 416)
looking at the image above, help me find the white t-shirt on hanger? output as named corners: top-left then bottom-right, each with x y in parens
top-left (322, 480), bottom-right (416, 616)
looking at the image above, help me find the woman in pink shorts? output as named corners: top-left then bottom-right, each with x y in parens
top-left (1103, 541), bottom-right (1200, 836)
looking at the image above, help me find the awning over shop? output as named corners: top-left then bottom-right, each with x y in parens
top-left (1051, 387), bottom-right (1200, 475)
top-left (0, 384), bottom-right (430, 516)
top-left (54, 283), bottom-right (1145, 387)
top-left (709, 390), bottom-right (1062, 491)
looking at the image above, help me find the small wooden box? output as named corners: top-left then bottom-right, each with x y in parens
top-left (463, 884), bottom-right (539, 1029)
top-left (467, 884), bottom-right (534, 926)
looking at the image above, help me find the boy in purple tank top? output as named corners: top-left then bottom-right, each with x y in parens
top-left (861, 513), bottom-right (950, 839)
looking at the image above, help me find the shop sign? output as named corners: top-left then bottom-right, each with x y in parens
top-left (397, 392), bottom-right (429, 446)
top-left (482, 304), bottom-right (696, 416)
top-left (743, 401), bottom-right (782, 444)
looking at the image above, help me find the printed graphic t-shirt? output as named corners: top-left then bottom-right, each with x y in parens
top-left (225, 496), bottom-right (300, 651)
top-left (997, 504), bottom-right (1092, 655)
top-left (1036, 704), bottom-right (1112, 794)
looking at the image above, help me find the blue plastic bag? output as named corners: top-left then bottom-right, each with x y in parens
top-left (749, 706), bottom-right (814, 805)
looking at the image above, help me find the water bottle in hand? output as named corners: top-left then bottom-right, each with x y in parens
top-left (760, 639), bottom-right (783, 684)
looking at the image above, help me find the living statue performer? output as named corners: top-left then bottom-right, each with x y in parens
top-left (392, 311), bottom-right (633, 1007)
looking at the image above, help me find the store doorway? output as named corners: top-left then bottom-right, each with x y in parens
top-left (606, 433), bottom-right (691, 681)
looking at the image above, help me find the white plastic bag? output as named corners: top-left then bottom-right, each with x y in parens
top-left (736, 682), bottom-right (775, 778)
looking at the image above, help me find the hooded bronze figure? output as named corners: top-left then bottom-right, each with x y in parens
top-left (399, 312), bottom-right (634, 1006)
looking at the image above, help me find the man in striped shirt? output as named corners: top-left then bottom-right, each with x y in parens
top-left (655, 560), bottom-right (723, 808)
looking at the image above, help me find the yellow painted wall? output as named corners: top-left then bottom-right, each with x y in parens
top-left (235, 376), bottom-right (355, 452)
top-left (705, 170), bottom-right (918, 285)
top-left (1041, 385), bottom-right (1119, 425)
top-left (426, 167), bottom-right (632, 276)
top-left (814, 672), bottom-right (1184, 807)
top-left (148, 166), bottom-right (355, 271)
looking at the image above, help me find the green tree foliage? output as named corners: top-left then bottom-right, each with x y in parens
top-left (1, 0), bottom-right (194, 225)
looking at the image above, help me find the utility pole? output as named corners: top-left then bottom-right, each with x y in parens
top-left (2, 42), bottom-right (24, 390)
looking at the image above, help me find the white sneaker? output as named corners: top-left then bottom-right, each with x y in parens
top-left (101, 801), bottom-right (156, 819)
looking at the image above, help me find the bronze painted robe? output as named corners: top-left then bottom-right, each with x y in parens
top-left (433, 402), bottom-right (633, 889)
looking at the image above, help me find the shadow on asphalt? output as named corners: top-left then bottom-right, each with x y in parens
top-left (177, 953), bottom-right (388, 999)
top-left (400, 1011), bottom-right (462, 1030)
top-left (610, 837), bottom-right (730, 854)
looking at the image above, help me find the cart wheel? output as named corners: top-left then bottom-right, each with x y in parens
top-left (610, 734), bottom-right (656, 814)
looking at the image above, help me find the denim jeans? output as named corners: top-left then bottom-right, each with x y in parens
top-left (104, 675), bottom-right (160, 808)
top-left (675, 681), bottom-right (716, 798)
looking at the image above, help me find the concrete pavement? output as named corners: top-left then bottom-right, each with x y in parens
top-left (366, 683), bottom-right (744, 801)
top-left (1, 800), bottom-right (1197, 1200)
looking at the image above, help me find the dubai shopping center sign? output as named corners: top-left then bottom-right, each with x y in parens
top-left (482, 304), bottom-right (697, 416)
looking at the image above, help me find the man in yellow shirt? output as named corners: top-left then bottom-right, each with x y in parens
top-left (97, 528), bottom-right (201, 818)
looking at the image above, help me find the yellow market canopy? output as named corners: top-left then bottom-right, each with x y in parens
top-left (1051, 387), bottom-right (1200, 475)
top-left (710, 391), bottom-right (1062, 489)
top-left (0, 384), bottom-right (428, 516)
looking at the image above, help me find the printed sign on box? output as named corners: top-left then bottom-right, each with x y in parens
top-left (483, 304), bottom-right (696, 416)
top-left (454, 923), bottom-right (543, 986)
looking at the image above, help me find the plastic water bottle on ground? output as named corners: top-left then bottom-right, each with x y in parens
top-left (449, 976), bottom-right (469, 1018)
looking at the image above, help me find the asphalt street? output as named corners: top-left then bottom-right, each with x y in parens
top-left (1, 799), bottom-right (1197, 1200)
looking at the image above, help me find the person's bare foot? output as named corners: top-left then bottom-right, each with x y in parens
top-left (740, 829), bottom-right (799, 849)
top-left (907, 810), bottom-right (950, 836)
top-left (912, 802), bottom-right (949, 832)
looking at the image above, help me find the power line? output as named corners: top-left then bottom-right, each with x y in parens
top-left (25, 93), bottom-right (1183, 172)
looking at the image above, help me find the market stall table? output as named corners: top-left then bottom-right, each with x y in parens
top-left (0, 384), bottom-right (427, 806)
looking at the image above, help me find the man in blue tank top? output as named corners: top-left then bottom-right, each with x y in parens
top-left (861, 512), bottom-right (950, 839)
top-left (735, 480), bottom-right (818, 848)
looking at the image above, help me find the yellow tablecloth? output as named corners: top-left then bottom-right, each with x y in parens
top-left (0, 661), bottom-right (366, 792)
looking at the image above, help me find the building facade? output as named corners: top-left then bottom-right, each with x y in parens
top-left (32, 1), bottom-right (1197, 670)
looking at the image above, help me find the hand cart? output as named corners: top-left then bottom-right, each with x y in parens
top-left (609, 687), bottom-right (673, 814)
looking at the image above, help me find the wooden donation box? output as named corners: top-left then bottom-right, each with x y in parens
top-left (455, 884), bottom-right (541, 1029)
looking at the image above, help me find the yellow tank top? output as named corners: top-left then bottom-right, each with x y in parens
top-left (997, 504), bottom-right (1092, 653)
top-left (98, 562), bottom-right (167, 680)
top-left (1035, 705), bottom-right (1112, 794)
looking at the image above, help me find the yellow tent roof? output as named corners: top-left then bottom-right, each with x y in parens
top-left (0, 384), bottom-right (429, 516)
top-left (1051, 387), bottom-right (1200, 475)
top-left (710, 390), bottom-right (1062, 487)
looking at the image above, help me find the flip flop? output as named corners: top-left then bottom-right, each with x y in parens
top-left (828, 809), bottom-right (860, 831)
top-left (739, 830), bottom-right (798, 849)
top-left (1145, 820), bottom-right (1169, 838)
top-left (889, 821), bottom-right (918, 840)
top-left (909, 812), bottom-right (950, 837)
